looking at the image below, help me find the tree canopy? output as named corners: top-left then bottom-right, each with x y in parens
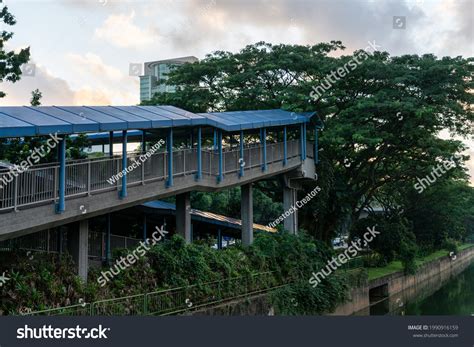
top-left (144, 41), bottom-right (474, 264)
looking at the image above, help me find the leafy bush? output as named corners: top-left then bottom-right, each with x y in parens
top-left (1, 232), bottom-right (354, 315)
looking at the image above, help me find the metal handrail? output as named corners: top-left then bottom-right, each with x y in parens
top-left (20, 271), bottom-right (291, 316)
top-left (0, 140), bottom-right (310, 212)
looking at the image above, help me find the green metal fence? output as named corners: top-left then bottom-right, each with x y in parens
top-left (22, 271), bottom-right (288, 316)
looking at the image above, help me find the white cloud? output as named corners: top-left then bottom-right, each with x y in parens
top-left (94, 10), bottom-right (159, 48)
top-left (67, 52), bottom-right (123, 83)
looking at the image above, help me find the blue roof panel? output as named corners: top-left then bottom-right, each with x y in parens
top-left (0, 107), bottom-right (316, 137)
top-left (0, 106), bottom-right (73, 135)
top-left (137, 106), bottom-right (190, 127)
top-left (31, 106), bottom-right (100, 133)
top-left (154, 106), bottom-right (208, 125)
top-left (114, 106), bottom-right (174, 128)
top-left (55, 106), bottom-right (127, 131)
top-left (0, 112), bottom-right (36, 137)
top-left (86, 106), bottom-right (152, 129)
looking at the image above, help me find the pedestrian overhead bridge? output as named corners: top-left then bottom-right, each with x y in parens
top-left (0, 106), bottom-right (321, 253)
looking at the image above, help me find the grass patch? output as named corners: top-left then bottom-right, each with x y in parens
top-left (367, 243), bottom-right (474, 281)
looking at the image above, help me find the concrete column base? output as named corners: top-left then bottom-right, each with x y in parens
top-left (241, 183), bottom-right (254, 246)
top-left (283, 186), bottom-right (298, 234)
top-left (67, 220), bottom-right (89, 282)
top-left (176, 192), bottom-right (192, 243)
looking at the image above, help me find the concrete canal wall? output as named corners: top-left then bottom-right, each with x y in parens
top-left (330, 246), bottom-right (474, 316)
top-left (187, 246), bottom-right (474, 316)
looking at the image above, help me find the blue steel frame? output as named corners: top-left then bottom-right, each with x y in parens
top-left (217, 130), bottom-right (223, 183)
top-left (261, 128), bottom-right (267, 172)
top-left (56, 137), bottom-right (66, 213)
top-left (314, 125), bottom-right (320, 164)
top-left (300, 124), bottom-right (307, 160)
top-left (143, 215), bottom-right (147, 242)
top-left (196, 127), bottom-right (202, 180)
top-left (142, 130), bottom-right (146, 153)
top-left (239, 130), bottom-right (244, 177)
top-left (13, 112), bottom-right (316, 214)
top-left (167, 128), bottom-right (173, 187)
top-left (108, 131), bottom-right (113, 157)
top-left (120, 130), bottom-right (128, 199)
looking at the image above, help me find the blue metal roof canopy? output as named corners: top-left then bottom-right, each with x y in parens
top-left (0, 106), bottom-right (316, 138)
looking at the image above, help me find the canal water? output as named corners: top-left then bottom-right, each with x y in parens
top-left (369, 263), bottom-right (474, 316)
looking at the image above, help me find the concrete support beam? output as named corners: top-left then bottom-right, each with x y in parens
top-left (68, 220), bottom-right (89, 282)
top-left (241, 183), bottom-right (254, 246)
top-left (176, 192), bottom-right (191, 243)
top-left (283, 186), bottom-right (298, 234)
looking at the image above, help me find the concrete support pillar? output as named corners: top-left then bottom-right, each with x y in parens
top-left (241, 183), bottom-right (254, 246)
top-left (68, 220), bottom-right (89, 282)
top-left (283, 187), bottom-right (298, 234)
top-left (105, 214), bottom-right (111, 264)
top-left (176, 192), bottom-right (191, 243)
top-left (217, 228), bottom-right (222, 250)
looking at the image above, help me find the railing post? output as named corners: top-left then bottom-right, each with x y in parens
top-left (300, 123), bottom-right (305, 160)
top-left (141, 155), bottom-right (145, 184)
top-left (239, 130), bottom-right (244, 177)
top-left (303, 122), bottom-right (307, 160)
top-left (120, 130), bottom-right (128, 199)
top-left (213, 128), bottom-right (217, 151)
top-left (196, 127), bottom-right (202, 180)
top-left (56, 136), bottom-right (66, 214)
top-left (283, 126), bottom-right (287, 166)
top-left (217, 130), bottom-right (223, 183)
top-left (13, 175), bottom-right (18, 211)
top-left (166, 128), bottom-right (174, 187)
top-left (87, 160), bottom-right (91, 196)
top-left (261, 128), bottom-right (267, 172)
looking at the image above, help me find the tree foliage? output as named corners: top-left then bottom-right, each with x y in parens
top-left (0, 0), bottom-right (30, 99)
top-left (145, 41), bottom-right (473, 271)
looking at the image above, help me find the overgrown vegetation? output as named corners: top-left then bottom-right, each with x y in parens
top-left (0, 232), bottom-right (357, 315)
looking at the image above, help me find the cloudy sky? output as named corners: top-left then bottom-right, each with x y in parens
top-left (0, 0), bottom-right (473, 182)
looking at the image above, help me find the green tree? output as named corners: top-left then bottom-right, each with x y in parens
top-left (0, 0), bottom-right (30, 99)
top-left (30, 88), bottom-right (42, 106)
top-left (147, 42), bottom-right (473, 251)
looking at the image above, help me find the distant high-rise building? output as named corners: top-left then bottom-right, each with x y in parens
top-left (139, 56), bottom-right (199, 102)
